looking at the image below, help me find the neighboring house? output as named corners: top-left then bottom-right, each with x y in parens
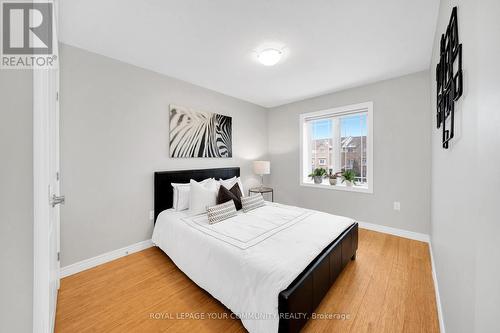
top-left (341, 136), bottom-right (367, 182)
top-left (311, 139), bottom-right (332, 170)
top-left (311, 136), bottom-right (367, 182)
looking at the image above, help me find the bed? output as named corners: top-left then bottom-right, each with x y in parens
top-left (153, 167), bottom-right (358, 333)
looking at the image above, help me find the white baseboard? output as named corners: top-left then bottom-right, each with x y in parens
top-left (357, 221), bottom-right (430, 243)
top-left (60, 239), bottom-right (153, 278)
top-left (428, 241), bottom-right (446, 333)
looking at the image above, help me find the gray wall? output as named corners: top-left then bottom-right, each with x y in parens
top-left (60, 44), bottom-right (268, 266)
top-left (0, 70), bottom-right (33, 332)
top-left (268, 71), bottom-right (431, 234)
top-left (474, 1), bottom-right (500, 330)
top-left (430, 1), bottom-right (500, 332)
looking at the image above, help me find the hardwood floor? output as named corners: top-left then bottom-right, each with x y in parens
top-left (55, 229), bottom-right (440, 332)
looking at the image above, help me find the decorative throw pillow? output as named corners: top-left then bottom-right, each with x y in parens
top-left (188, 179), bottom-right (218, 216)
top-left (218, 177), bottom-right (245, 197)
top-left (207, 201), bottom-right (237, 224)
top-left (229, 183), bottom-right (243, 206)
top-left (241, 194), bottom-right (265, 212)
top-left (216, 183), bottom-right (242, 210)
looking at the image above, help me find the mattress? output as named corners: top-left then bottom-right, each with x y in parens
top-left (152, 202), bottom-right (354, 333)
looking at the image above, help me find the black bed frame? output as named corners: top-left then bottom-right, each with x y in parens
top-left (154, 167), bottom-right (358, 333)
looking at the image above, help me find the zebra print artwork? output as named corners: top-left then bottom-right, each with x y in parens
top-left (169, 105), bottom-right (232, 158)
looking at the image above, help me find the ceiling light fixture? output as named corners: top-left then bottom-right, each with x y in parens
top-left (257, 48), bottom-right (283, 66)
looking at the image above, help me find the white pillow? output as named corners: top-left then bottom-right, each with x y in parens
top-left (172, 178), bottom-right (212, 211)
top-left (188, 179), bottom-right (218, 216)
top-left (218, 177), bottom-right (245, 196)
top-left (172, 184), bottom-right (190, 211)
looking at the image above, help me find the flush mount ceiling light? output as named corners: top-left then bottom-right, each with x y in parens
top-left (257, 48), bottom-right (283, 66)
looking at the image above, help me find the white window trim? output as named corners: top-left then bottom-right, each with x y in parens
top-left (299, 101), bottom-right (374, 194)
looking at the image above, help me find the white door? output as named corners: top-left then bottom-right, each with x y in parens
top-left (48, 66), bottom-right (61, 331)
top-left (33, 1), bottom-right (61, 331)
top-left (48, 6), bottom-right (62, 329)
top-left (33, 64), bottom-right (61, 333)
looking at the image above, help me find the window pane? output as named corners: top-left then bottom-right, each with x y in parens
top-left (340, 113), bottom-right (367, 185)
top-left (310, 119), bottom-right (333, 179)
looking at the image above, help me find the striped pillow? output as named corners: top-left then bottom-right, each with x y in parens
top-left (241, 194), bottom-right (265, 212)
top-left (207, 200), bottom-right (237, 224)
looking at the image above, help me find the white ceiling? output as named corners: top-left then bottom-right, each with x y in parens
top-left (59, 0), bottom-right (439, 108)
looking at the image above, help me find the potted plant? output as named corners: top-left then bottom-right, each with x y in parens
top-left (309, 168), bottom-right (327, 184)
top-left (341, 169), bottom-right (357, 187)
top-left (329, 171), bottom-right (341, 185)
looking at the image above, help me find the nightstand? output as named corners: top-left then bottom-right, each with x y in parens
top-left (248, 187), bottom-right (274, 202)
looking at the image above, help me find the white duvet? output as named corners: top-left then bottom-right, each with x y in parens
top-left (152, 202), bottom-right (354, 333)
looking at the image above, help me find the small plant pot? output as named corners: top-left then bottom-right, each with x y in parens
top-left (313, 176), bottom-right (323, 184)
top-left (329, 178), bottom-right (337, 185)
top-left (345, 180), bottom-right (353, 187)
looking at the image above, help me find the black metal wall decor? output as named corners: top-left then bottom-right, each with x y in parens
top-left (436, 6), bottom-right (463, 149)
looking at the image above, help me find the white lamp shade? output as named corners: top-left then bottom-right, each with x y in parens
top-left (253, 161), bottom-right (270, 175)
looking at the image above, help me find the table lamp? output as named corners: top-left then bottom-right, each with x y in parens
top-left (253, 161), bottom-right (270, 190)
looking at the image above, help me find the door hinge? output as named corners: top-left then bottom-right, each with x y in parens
top-left (56, 91), bottom-right (59, 101)
top-left (56, 171), bottom-right (60, 181)
top-left (57, 252), bottom-right (60, 261)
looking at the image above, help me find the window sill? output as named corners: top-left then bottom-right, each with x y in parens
top-left (300, 181), bottom-right (373, 194)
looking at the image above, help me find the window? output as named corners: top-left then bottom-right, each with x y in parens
top-left (300, 102), bottom-right (373, 193)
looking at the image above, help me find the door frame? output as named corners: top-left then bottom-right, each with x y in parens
top-left (33, 1), bottom-right (60, 332)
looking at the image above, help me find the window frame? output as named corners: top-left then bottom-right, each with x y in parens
top-left (299, 101), bottom-right (374, 194)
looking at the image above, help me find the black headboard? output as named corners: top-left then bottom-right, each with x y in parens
top-left (154, 167), bottom-right (240, 222)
